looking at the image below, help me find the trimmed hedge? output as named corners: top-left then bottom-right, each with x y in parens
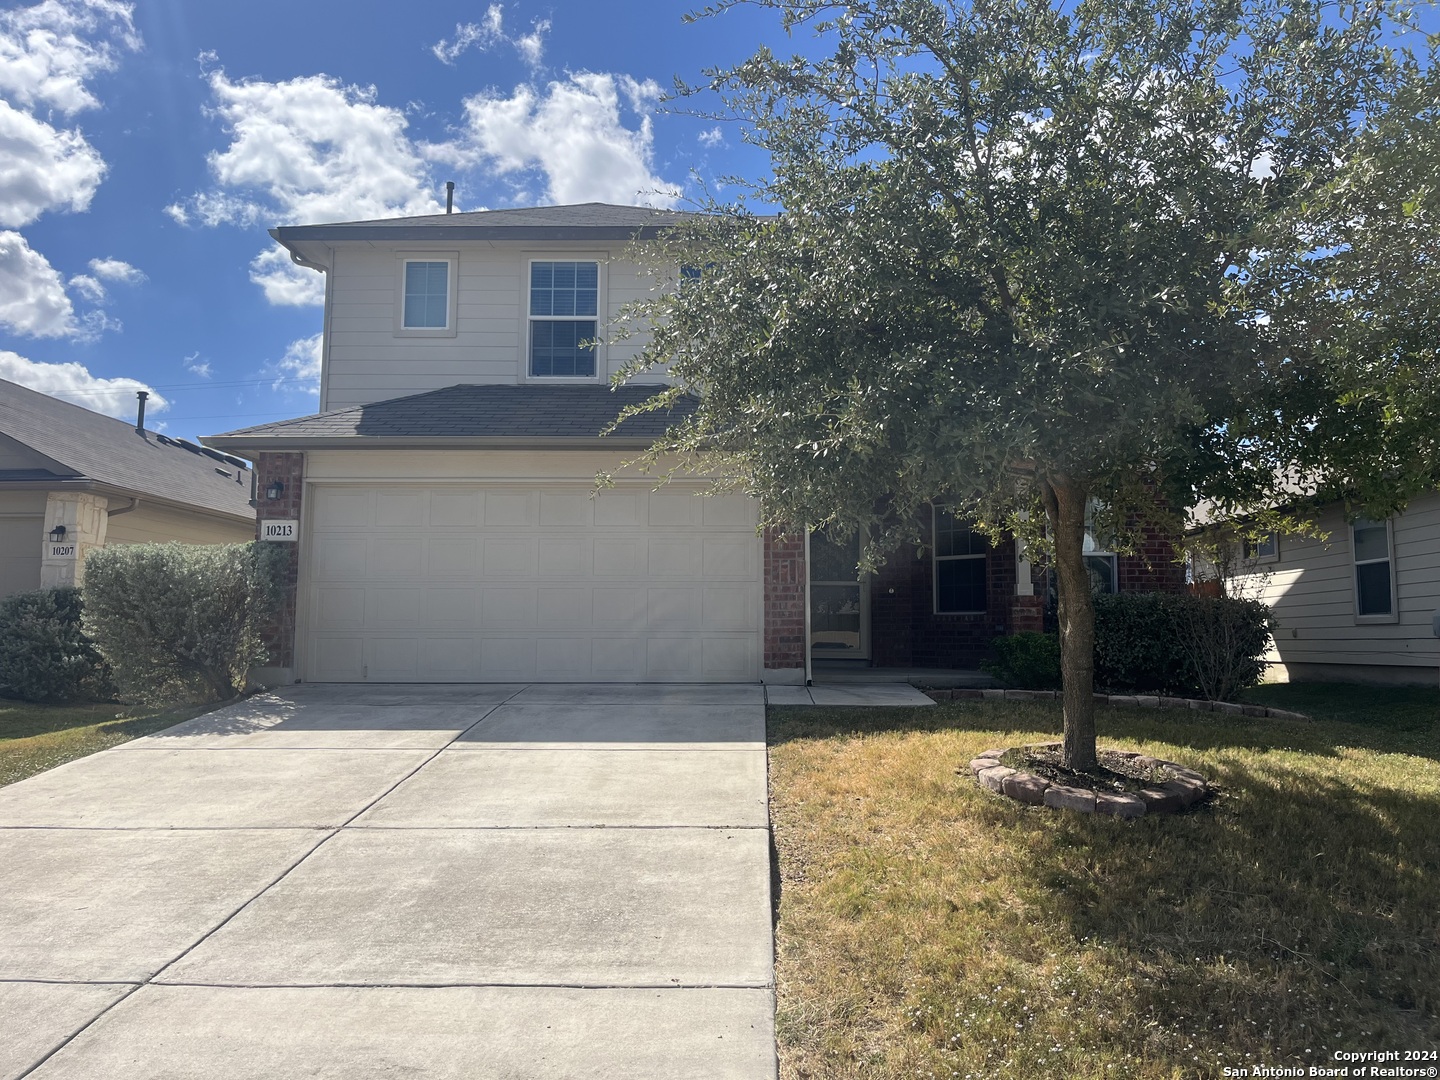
top-left (82, 542), bottom-right (284, 706)
top-left (0, 587), bottom-right (114, 703)
top-left (987, 593), bottom-right (1275, 700)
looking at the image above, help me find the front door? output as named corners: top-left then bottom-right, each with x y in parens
top-left (809, 528), bottom-right (869, 660)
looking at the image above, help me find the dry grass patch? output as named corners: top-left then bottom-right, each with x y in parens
top-left (0, 698), bottom-right (220, 788)
top-left (768, 694), bottom-right (1440, 1079)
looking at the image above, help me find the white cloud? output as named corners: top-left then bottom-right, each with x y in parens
top-left (514, 20), bottom-right (550, 67)
top-left (0, 97), bottom-right (107, 227)
top-left (0, 230), bottom-right (74, 336)
top-left (182, 350), bottom-right (211, 377)
top-left (432, 8), bottom-right (504, 64)
top-left (698, 126), bottom-right (724, 148)
top-left (0, 349), bottom-right (166, 420)
top-left (269, 332), bottom-right (322, 393)
top-left (459, 73), bottom-right (681, 207)
top-left (87, 256), bottom-right (144, 283)
top-left (431, 8), bottom-right (548, 69)
top-left (171, 71), bottom-right (445, 306)
top-left (69, 272), bottom-right (105, 302)
top-left (0, 0), bottom-right (139, 115)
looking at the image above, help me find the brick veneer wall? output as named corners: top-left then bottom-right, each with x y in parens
top-left (763, 528), bottom-right (807, 671)
top-left (869, 523), bottom-right (1022, 669)
top-left (1116, 521), bottom-right (1186, 593)
top-left (254, 452), bottom-right (304, 670)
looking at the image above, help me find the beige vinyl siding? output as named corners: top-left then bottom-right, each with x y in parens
top-left (1239, 494), bottom-right (1440, 673)
top-left (322, 244), bottom-right (662, 410)
top-left (0, 490), bottom-right (46, 597)
top-left (105, 503), bottom-right (254, 547)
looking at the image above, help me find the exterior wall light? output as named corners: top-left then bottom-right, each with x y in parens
top-left (265, 480), bottom-right (285, 501)
top-left (49, 524), bottom-right (67, 542)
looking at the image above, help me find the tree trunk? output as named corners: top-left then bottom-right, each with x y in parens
top-left (1040, 473), bottom-right (1099, 771)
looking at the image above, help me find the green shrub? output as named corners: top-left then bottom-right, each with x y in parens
top-left (1093, 592), bottom-right (1275, 699)
top-left (987, 595), bottom-right (1275, 700)
top-left (82, 543), bottom-right (284, 706)
top-left (0, 586), bottom-right (113, 703)
top-left (983, 632), bottom-right (1062, 690)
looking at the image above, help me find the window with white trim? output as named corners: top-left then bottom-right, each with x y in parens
top-left (1082, 501), bottom-right (1117, 594)
top-left (933, 506), bottom-right (990, 613)
top-left (1243, 532), bottom-right (1279, 562)
top-left (395, 253), bottom-right (458, 336)
top-left (1352, 517), bottom-right (1394, 617)
top-left (529, 260), bottom-right (598, 378)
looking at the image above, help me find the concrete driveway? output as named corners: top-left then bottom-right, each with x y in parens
top-left (0, 684), bottom-right (776, 1079)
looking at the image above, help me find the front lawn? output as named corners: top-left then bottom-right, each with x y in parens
top-left (768, 688), bottom-right (1440, 1078)
top-left (0, 698), bottom-right (218, 788)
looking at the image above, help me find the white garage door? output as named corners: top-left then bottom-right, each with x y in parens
top-left (303, 484), bottom-right (761, 682)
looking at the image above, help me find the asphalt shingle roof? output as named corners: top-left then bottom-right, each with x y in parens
top-left (209, 384), bottom-right (696, 443)
top-left (0, 379), bottom-right (255, 519)
top-left (272, 203), bottom-right (699, 243)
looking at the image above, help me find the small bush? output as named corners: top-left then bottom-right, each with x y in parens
top-left (82, 543), bottom-right (284, 706)
top-left (0, 586), bottom-right (113, 702)
top-left (983, 632), bottom-right (1062, 690)
top-left (1093, 592), bottom-right (1275, 699)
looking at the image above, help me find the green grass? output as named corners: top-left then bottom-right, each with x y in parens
top-left (0, 698), bottom-right (219, 788)
top-left (767, 688), bottom-right (1440, 1079)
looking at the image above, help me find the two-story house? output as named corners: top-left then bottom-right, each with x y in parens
top-left (205, 203), bottom-right (1183, 686)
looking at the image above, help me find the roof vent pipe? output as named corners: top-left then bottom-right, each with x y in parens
top-left (135, 390), bottom-right (149, 436)
top-left (445, 181), bottom-right (454, 214)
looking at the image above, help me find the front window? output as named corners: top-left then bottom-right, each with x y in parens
top-left (1352, 517), bottom-right (1394, 617)
top-left (530, 261), bottom-right (598, 378)
top-left (1082, 501), bottom-right (1117, 594)
top-left (933, 506), bottom-right (989, 613)
top-left (403, 260), bottom-right (450, 329)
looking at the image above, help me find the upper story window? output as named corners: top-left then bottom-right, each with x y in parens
top-left (395, 253), bottom-right (457, 337)
top-left (1243, 531), bottom-right (1279, 562)
top-left (530, 260), bottom-right (598, 378)
top-left (933, 506), bottom-right (990, 613)
top-left (1352, 517), bottom-right (1395, 619)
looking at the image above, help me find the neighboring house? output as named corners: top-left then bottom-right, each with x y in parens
top-left (1225, 495), bottom-right (1440, 685)
top-left (204, 203), bottom-right (1181, 686)
top-left (0, 378), bottom-right (257, 597)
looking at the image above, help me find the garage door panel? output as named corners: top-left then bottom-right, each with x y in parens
top-left (702, 586), bottom-right (753, 631)
top-left (483, 538), bottom-right (534, 577)
top-left (592, 588), bottom-right (645, 627)
top-left (646, 539), bottom-right (697, 578)
top-left (480, 638), bottom-right (537, 679)
top-left (539, 493), bottom-right (592, 527)
top-left (485, 493), bottom-right (534, 527)
top-left (312, 637), bottom-right (363, 681)
top-left (304, 482), bottom-right (760, 683)
top-left (369, 537), bottom-right (421, 577)
top-left (482, 587), bottom-right (537, 628)
top-left (428, 490), bottom-right (481, 527)
top-left (312, 536), bottom-right (368, 580)
top-left (593, 538), bottom-right (640, 577)
top-left (702, 536), bottom-right (756, 578)
top-left (704, 637), bottom-right (757, 680)
top-left (427, 537), bottom-right (479, 576)
top-left (419, 638), bottom-right (480, 679)
top-left (366, 637), bottom-right (420, 680)
top-left (365, 588), bottom-right (421, 629)
top-left (375, 491), bottom-right (426, 526)
top-left (647, 587), bottom-right (698, 628)
top-left (537, 587), bottom-right (588, 628)
top-left (313, 488), bottom-right (370, 527)
top-left (594, 491), bottom-right (642, 527)
top-left (647, 637), bottom-right (701, 679)
top-left (423, 588), bottom-right (479, 628)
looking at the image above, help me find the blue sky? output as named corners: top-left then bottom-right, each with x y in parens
top-left (0, 0), bottom-right (784, 440)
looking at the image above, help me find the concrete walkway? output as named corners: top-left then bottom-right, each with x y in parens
top-left (764, 682), bottom-right (936, 707)
top-left (0, 684), bottom-right (777, 1079)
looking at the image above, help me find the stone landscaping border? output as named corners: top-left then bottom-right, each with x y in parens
top-left (926, 687), bottom-right (1310, 721)
top-left (969, 744), bottom-right (1212, 818)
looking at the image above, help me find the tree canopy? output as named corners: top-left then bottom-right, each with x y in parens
top-left (618, 0), bottom-right (1438, 768)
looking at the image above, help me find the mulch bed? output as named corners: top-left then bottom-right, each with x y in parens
top-left (969, 743), bottom-right (1213, 818)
